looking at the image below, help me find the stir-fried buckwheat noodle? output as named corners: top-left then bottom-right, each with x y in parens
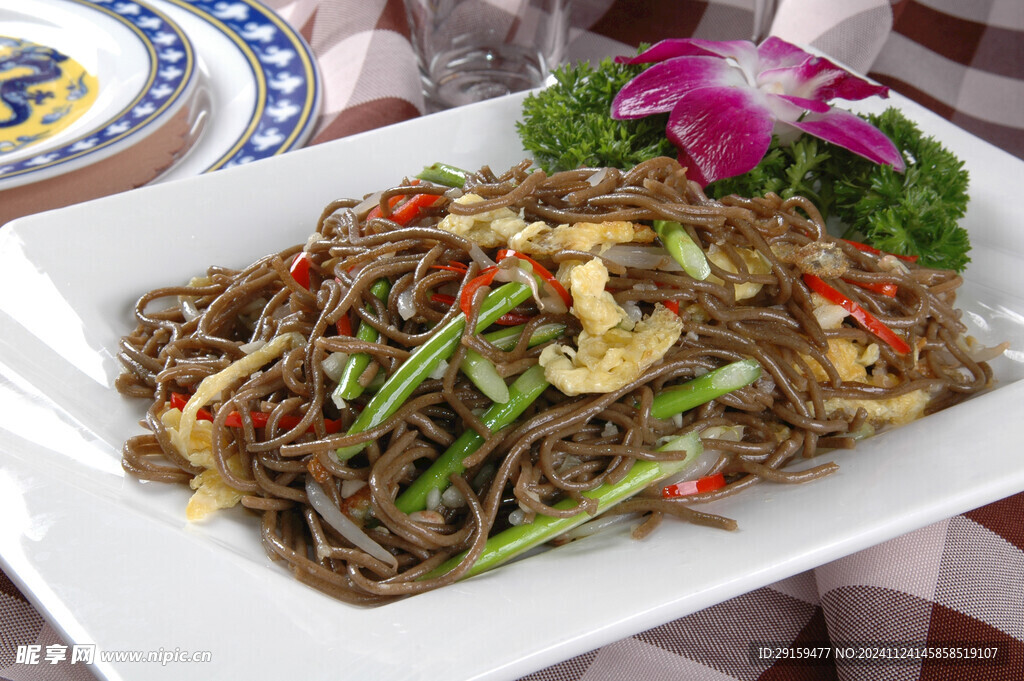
top-left (117, 158), bottom-right (994, 605)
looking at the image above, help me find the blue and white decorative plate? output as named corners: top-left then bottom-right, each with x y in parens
top-left (0, 0), bottom-right (198, 190)
top-left (150, 0), bottom-right (321, 181)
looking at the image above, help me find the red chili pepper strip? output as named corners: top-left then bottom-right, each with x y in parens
top-left (663, 300), bottom-right (681, 315)
top-left (388, 192), bottom-right (443, 226)
top-left (459, 267), bottom-right (498, 317)
top-left (493, 312), bottom-right (534, 326)
top-left (496, 249), bottom-right (572, 308)
top-left (366, 194), bottom-right (403, 221)
top-left (436, 291), bottom-right (530, 326)
top-left (841, 239), bottom-right (918, 263)
top-left (662, 472), bottom-right (727, 498)
top-left (366, 181), bottom-right (443, 227)
top-left (169, 392), bottom-right (213, 420)
top-left (843, 278), bottom-right (898, 298)
top-left (169, 392), bottom-right (341, 433)
top-left (367, 180), bottom-right (420, 221)
top-left (289, 252), bottom-right (313, 289)
top-left (335, 313), bottom-right (353, 337)
top-left (430, 262), bottom-right (469, 273)
top-left (803, 274), bottom-right (911, 354)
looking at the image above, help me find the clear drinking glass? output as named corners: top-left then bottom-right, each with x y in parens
top-left (403, 0), bottom-right (570, 111)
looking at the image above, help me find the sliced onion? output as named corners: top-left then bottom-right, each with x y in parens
top-left (238, 340), bottom-right (266, 355)
top-left (340, 479), bottom-right (366, 499)
top-left (587, 167), bottom-right (610, 187)
top-left (425, 486), bottom-right (442, 511)
top-left (441, 485), bottom-right (466, 508)
top-left (493, 258), bottom-right (567, 313)
top-left (428, 358), bottom-right (449, 380)
top-left (656, 446), bottom-right (721, 490)
top-left (508, 508), bottom-right (528, 526)
top-left (468, 243), bottom-right (497, 269)
top-left (352, 191), bottom-right (383, 217)
top-left (812, 302), bottom-right (849, 330)
top-left (305, 477), bottom-right (397, 569)
top-left (601, 244), bottom-right (682, 271)
top-left (967, 339), bottom-right (1010, 364)
top-left (179, 296), bottom-right (201, 322)
top-left (397, 288), bottom-right (417, 320)
top-left (408, 510), bottom-right (446, 524)
top-left (554, 512), bottom-right (638, 545)
top-left (621, 301), bottom-right (644, 324)
top-left (321, 351), bottom-right (349, 383)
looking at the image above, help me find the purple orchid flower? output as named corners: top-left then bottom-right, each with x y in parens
top-left (611, 37), bottom-right (906, 186)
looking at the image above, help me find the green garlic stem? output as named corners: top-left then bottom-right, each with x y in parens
top-left (650, 359), bottom-right (761, 420)
top-left (333, 278), bottom-right (392, 402)
top-left (653, 219), bottom-right (711, 281)
top-left (335, 282), bottom-right (532, 460)
top-left (395, 364), bottom-right (549, 514)
top-left (423, 430), bottom-right (703, 580)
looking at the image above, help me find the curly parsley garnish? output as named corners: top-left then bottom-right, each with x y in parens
top-left (517, 58), bottom-right (673, 173)
top-left (517, 61), bottom-right (971, 272)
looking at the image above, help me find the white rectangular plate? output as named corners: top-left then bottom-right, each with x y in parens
top-left (1, 91), bottom-right (1023, 681)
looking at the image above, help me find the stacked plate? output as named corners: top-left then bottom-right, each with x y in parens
top-left (0, 0), bottom-right (321, 225)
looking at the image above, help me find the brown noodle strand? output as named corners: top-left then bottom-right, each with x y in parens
top-left (115, 158), bottom-right (996, 603)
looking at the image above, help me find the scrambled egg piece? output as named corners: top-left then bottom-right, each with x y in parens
top-left (435, 194), bottom-right (530, 248)
top-left (800, 294), bottom-right (928, 428)
top-left (540, 305), bottom-right (683, 395)
top-left (161, 408), bottom-right (245, 521)
top-left (508, 220), bottom-right (655, 255)
top-left (187, 468), bottom-right (246, 522)
top-left (434, 194), bottom-right (526, 248)
top-left (825, 390), bottom-right (930, 427)
top-left (437, 194), bottom-right (655, 254)
top-left (706, 244), bottom-right (772, 300)
top-left (567, 258), bottom-right (630, 336)
top-left (804, 338), bottom-right (880, 384)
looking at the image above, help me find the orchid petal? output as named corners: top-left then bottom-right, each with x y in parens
top-left (682, 39), bottom-right (760, 70)
top-left (760, 57), bottom-right (889, 103)
top-left (773, 94), bottom-right (831, 113)
top-left (616, 38), bottom-right (759, 68)
top-left (611, 56), bottom-right (747, 119)
top-left (756, 36), bottom-right (812, 70)
top-left (615, 39), bottom-right (721, 64)
top-left (763, 93), bottom-right (808, 124)
top-left (665, 86), bottom-right (775, 186)
top-left (785, 108), bottom-right (906, 171)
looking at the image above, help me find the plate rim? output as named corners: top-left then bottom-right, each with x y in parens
top-left (0, 0), bottom-right (198, 188)
top-left (157, 0), bottom-right (322, 173)
top-left (1, 90), bottom-right (1023, 681)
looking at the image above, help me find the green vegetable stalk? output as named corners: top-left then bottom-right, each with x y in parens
top-left (652, 219), bottom-right (710, 280)
top-left (395, 323), bottom-right (566, 512)
top-left (416, 162), bottom-right (471, 188)
top-left (333, 278), bottom-right (391, 402)
top-left (335, 281), bottom-right (532, 460)
top-left (650, 359), bottom-right (761, 419)
top-left (457, 322), bottom-right (567, 403)
top-left (418, 358), bottom-right (760, 581)
top-left (397, 356), bottom-right (757, 515)
top-left (423, 430), bottom-right (703, 580)
top-left (395, 364), bottom-right (549, 513)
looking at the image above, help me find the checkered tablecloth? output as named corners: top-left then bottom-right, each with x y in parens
top-left (2, 1), bottom-right (1022, 680)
